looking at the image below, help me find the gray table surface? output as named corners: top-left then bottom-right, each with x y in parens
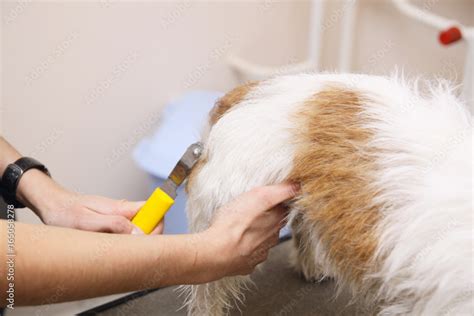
top-left (92, 240), bottom-right (373, 316)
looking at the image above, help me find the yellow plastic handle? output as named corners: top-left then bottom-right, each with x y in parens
top-left (131, 188), bottom-right (175, 234)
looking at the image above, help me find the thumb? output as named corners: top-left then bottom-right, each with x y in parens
top-left (77, 214), bottom-right (135, 234)
top-left (116, 200), bottom-right (145, 219)
top-left (224, 183), bottom-right (299, 215)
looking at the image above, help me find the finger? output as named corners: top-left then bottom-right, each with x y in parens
top-left (150, 219), bottom-right (165, 235)
top-left (262, 205), bottom-right (288, 232)
top-left (270, 204), bottom-right (289, 218)
top-left (254, 246), bottom-right (270, 263)
top-left (116, 200), bottom-right (145, 219)
top-left (224, 183), bottom-right (300, 215)
top-left (273, 206), bottom-right (289, 229)
top-left (82, 196), bottom-right (144, 219)
top-left (259, 234), bottom-right (280, 258)
top-left (104, 215), bottom-right (135, 234)
top-left (76, 214), bottom-right (135, 234)
top-left (270, 232), bottom-right (280, 247)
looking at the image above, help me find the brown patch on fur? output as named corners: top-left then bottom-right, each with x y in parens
top-left (288, 86), bottom-right (380, 283)
top-left (209, 81), bottom-right (258, 126)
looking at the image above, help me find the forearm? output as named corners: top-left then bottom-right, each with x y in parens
top-left (0, 136), bottom-right (67, 219)
top-left (0, 220), bottom-right (219, 306)
top-left (0, 137), bottom-right (21, 175)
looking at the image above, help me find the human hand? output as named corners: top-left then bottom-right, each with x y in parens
top-left (201, 183), bottom-right (299, 280)
top-left (41, 191), bottom-right (165, 234)
top-left (16, 169), bottom-right (164, 234)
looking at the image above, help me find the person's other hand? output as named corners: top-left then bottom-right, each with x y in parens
top-left (41, 191), bottom-right (165, 234)
top-left (16, 169), bottom-right (164, 234)
top-left (201, 183), bottom-right (299, 280)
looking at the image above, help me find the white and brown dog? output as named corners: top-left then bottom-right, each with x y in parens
top-left (182, 74), bottom-right (473, 315)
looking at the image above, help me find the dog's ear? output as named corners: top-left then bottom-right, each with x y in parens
top-left (209, 81), bottom-right (259, 126)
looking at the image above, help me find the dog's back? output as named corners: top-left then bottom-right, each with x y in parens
top-left (184, 74), bottom-right (473, 315)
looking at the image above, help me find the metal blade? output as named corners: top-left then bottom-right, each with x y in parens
top-left (160, 142), bottom-right (203, 199)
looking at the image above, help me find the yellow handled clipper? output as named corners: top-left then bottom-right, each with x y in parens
top-left (132, 142), bottom-right (203, 234)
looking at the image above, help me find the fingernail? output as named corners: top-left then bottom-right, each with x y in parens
top-left (131, 226), bottom-right (144, 235)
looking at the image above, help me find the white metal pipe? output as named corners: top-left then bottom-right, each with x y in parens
top-left (338, 0), bottom-right (357, 72)
top-left (392, 0), bottom-right (474, 40)
top-left (462, 41), bottom-right (473, 113)
top-left (227, 56), bottom-right (316, 81)
top-left (227, 0), bottom-right (324, 81)
top-left (391, 0), bottom-right (473, 113)
top-left (392, 0), bottom-right (454, 30)
top-left (307, 0), bottom-right (325, 69)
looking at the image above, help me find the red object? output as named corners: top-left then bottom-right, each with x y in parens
top-left (439, 26), bottom-right (462, 45)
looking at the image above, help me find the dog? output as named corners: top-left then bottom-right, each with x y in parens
top-left (182, 73), bottom-right (473, 315)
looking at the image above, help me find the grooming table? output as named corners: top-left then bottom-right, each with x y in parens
top-left (81, 239), bottom-right (372, 315)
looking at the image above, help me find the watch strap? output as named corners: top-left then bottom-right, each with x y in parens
top-left (1, 157), bottom-right (50, 208)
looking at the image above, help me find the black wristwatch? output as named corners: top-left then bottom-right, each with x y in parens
top-left (0, 157), bottom-right (51, 209)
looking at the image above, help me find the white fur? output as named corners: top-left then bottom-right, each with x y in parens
top-left (182, 73), bottom-right (473, 315)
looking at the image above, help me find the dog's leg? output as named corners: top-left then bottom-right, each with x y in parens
top-left (290, 212), bottom-right (332, 283)
top-left (181, 276), bottom-right (251, 316)
top-left (181, 189), bottom-right (253, 316)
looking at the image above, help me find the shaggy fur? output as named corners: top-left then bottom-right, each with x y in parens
top-left (182, 73), bottom-right (473, 315)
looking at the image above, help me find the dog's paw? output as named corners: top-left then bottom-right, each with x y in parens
top-left (305, 273), bottom-right (332, 283)
top-left (296, 269), bottom-right (332, 283)
top-left (290, 250), bottom-right (334, 283)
